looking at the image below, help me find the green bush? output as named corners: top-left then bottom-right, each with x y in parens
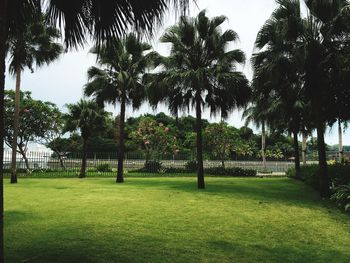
top-left (133, 164), bottom-right (256, 176)
top-left (185, 160), bottom-right (198, 172)
top-left (141, 160), bottom-right (162, 173)
top-left (163, 167), bottom-right (192, 174)
top-left (331, 184), bottom-right (350, 212)
top-left (288, 164), bottom-right (350, 191)
top-left (205, 167), bottom-right (257, 177)
top-left (4, 168), bottom-right (29, 174)
top-left (96, 163), bottom-right (112, 172)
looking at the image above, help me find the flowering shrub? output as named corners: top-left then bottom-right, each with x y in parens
top-left (131, 117), bottom-right (178, 161)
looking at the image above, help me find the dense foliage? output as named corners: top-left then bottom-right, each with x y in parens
top-left (287, 163), bottom-right (350, 211)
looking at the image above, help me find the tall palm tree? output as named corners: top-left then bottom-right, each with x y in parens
top-left (0, 1), bottom-right (190, 259)
top-left (252, 0), bottom-right (308, 180)
top-left (253, 0), bottom-right (350, 196)
top-left (146, 10), bottom-right (251, 189)
top-left (302, 0), bottom-right (350, 197)
top-left (64, 100), bottom-right (107, 178)
top-left (85, 34), bottom-right (153, 183)
top-left (6, 14), bottom-right (63, 184)
top-left (243, 99), bottom-right (273, 171)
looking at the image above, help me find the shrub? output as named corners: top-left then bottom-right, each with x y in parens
top-left (142, 160), bottom-right (162, 173)
top-left (331, 184), bottom-right (350, 212)
top-left (96, 163), bottom-right (112, 172)
top-left (205, 167), bottom-right (257, 177)
top-left (163, 167), bottom-right (192, 174)
top-left (185, 160), bottom-right (198, 172)
top-left (288, 164), bottom-right (350, 191)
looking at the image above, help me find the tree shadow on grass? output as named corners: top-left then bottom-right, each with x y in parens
top-left (5, 210), bottom-right (41, 227)
top-left (209, 239), bottom-right (350, 263)
top-left (5, 228), bottom-right (350, 263)
top-left (107, 177), bottom-right (324, 209)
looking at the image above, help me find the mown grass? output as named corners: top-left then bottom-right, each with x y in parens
top-left (4, 177), bottom-right (350, 263)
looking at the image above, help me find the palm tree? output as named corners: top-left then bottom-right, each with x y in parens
top-left (252, 0), bottom-right (307, 180)
top-left (302, 0), bottom-right (350, 197)
top-left (0, 1), bottom-right (190, 259)
top-left (85, 34), bottom-right (153, 183)
top-left (6, 14), bottom-right (62, 184)
top-left (243, 98), bottom-right (274, 171)
top-left (64, 100), bottom-right (107, 178)
top-left (146, 10), bottom-right (251, 189)
top-left (253, 0), bottom-right (350, 196)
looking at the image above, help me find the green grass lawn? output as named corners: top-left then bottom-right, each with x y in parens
top-left (4, 177), bottom-right (350, 263)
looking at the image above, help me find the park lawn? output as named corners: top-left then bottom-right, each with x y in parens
top-left (4, 177), bottom-right (350, 263)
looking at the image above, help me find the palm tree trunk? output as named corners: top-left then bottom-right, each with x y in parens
top-left (18, 146), bottom-right (29, 171)
top-left (317, 123), bottom-right (330, 198)
top-left (196, 96), bottom-right (205, 189)
top-left (0, 0), bottom-right (7, 261)
top-left (79, 138), bottom-right (88, 178)
top-left (338, 119), bottom-right (343, 163)
top-left (57, 152), bottom-right (66, 170)
top-left (261, 121), bottom-right (267, 171)
top-left (302, 133), bottom-right (307, 165)
top-left (293, 130), bottom-right (301, 179)
top-left (116, 94), bottom-right (126, 183)
top-left (10, 66), bottom-right (21, 183)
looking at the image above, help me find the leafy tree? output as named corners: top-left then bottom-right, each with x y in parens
top-left (6, 15), bottom-right (62, 182)
top-left (204, 122), bottom-right (242, 167)
top-left (131, 117), bottom-right (178, 161)
top-left (36, 108), bottom-right (66, 169)
top-left (147, 10), bottom-right (251, 188)
top-left (64, 100), bottom-right (107, 178)
top-left (4, 90), bottom-right (60, 170)
top-left (85, 33), bottom-right (154, 183)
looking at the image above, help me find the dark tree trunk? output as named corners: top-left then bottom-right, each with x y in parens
top-left (0, 0), bottom-right (7, 261)
top-left (293, 130), bottom-right (301, 180)
top-left (18, 146), bottom-right (30, 171)
top-left (196, 96), bottom-right (205, 189)
top-left (338, 119), bottom-right (343, 163)
top-left (11, 66), bottom-right (21, 183)
top-left (116, 94), bottom-right (126, 183)
top-left (261, 121), bottom-right (267, 171)
top-left (316, 123), bottom-right (330, 198)
top-left (79, 138), bottom-right (88, 178)
top-left (302, 133), bottom-right (307, 165)
top-left (57, 152), bottom-right (66, 170)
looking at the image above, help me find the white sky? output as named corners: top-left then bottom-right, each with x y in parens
top-left (4, 0), bottom-right (348, 146)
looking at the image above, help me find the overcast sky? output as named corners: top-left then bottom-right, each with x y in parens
top-left (4, 0), bottom-right (349, 146)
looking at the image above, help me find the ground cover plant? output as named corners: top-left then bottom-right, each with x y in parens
top-left (4, 177), bottom-right (350, 263)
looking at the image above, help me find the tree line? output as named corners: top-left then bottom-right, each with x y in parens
top-left (4, 3), bottom-right (350, 195)
top-left (2, 1), bottom-right (350, 261)
top-left (249, 0), bottom-right (350, 197)
top-left (4, 92), bottom-right (299, 167)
